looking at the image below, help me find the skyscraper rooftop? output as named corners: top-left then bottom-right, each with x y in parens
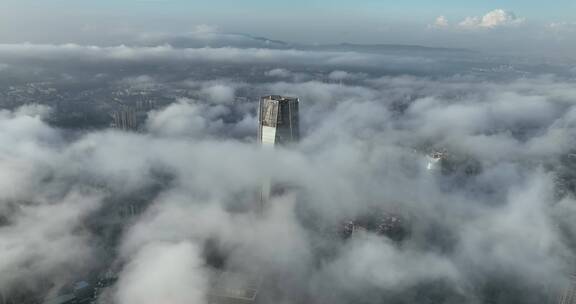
top-left (258, 95), bottom-right (299, 147)
top-left (208, 270), bottom-right (262, 304)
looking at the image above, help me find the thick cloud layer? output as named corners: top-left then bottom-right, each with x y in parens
top-left (115, 242), bottom-right (207, 304)
top-left (0, 39), bottom-right (575, 304)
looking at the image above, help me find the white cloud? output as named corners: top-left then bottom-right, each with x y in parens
top-left (0, 43), bottom-right (437, 70)
top-left (146, 98), bottom-right (233, 138)
top-left (1, 46), bottom-right (576, 303)
top-left (0, 189), bottom-right (101, 292)
top-left (328, 71), bottom-right (366, 81)
top-left (115, 242), bottom-right (207, 304)
top-left (200, 83), bottom-right (236, 104)
top-left (118, 75), bottom-right (159, 90)
top-left (13, 104), bottom-right (52, 119)
top-left (146, 100), bottom-right (209, 137)
top-left (316, 235), bottom-right (460, 292)
top-left (265, 68), bottom-right (292, 78)
top-left (265, 68), bottom-right (313, 82)
top-left (328, 70), bottom-right (353, 81)
top-left (429, 16), bottom-right (450, 29)
top-left (431, 9), bottom-right (525, 32)
top-left (191, 24), bottom-right (220, 34)
top-left (458, 16), bottom-right (482, 29)
top-left (458, 9), bottom-right (525, 30)
top-left (548, 22), bottom-right (576, 31)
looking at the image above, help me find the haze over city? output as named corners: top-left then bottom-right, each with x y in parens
top-left (0, 1), bottom-right (575, 304)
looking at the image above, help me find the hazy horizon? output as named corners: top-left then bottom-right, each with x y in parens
top-left (0, 1), bottom-right (575, 57)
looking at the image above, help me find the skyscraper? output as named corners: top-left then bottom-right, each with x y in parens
top-left (111, 108), bottom-right (137, 131)
top-left (258, 95), bottom-right (299, 147)
top-left (257, 96), bottom-right (300, 212)
top-left (559, 274), bottom-right (576, 304)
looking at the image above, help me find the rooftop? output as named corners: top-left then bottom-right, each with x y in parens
top-left (209, 270), bottom-right (262, 301)
top-left (261, 95), bottom-right (298, 102)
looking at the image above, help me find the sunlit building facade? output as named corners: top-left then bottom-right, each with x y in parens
top-left (258, 95), bottom-right (299, 147)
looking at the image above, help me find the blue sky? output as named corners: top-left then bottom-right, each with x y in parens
top-left (103, 0), bottom-right (570, 21)
top-left (4, 0), bottom-right (576, 20)
top-left (0, 0), bottom-right (574, 52)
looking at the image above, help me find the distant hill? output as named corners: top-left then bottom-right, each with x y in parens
top-left (307, 42), bottom-right (473, 54)
top-left (142, 31), bottom-right (473, 54)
